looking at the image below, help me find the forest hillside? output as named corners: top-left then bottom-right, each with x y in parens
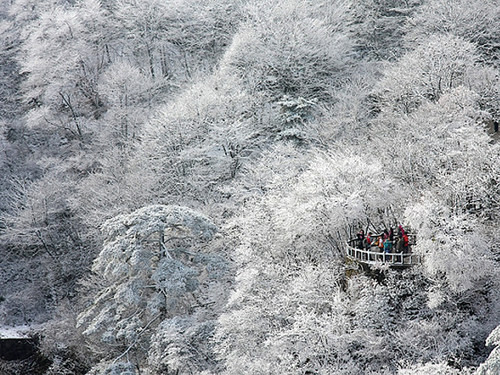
top-left (0, 0), bottom-right (499, 374)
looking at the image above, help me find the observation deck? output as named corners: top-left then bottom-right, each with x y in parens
top-left (345, 237), bottom-right (422, 268)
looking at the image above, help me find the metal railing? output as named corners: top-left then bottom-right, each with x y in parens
top-left (345, 244), bottom-right (422, 267)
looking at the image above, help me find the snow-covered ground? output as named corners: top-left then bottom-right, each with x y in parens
top-left (0, 325), bottom-right (31, 339)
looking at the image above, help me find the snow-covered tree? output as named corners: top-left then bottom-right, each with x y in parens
top-left (350, 0), bottom-right (423, 60)
top-left (19, 0), bottom-right (109, 137)
top-left (111, 0), bottom-right (243, 81)
top-left (376, 86), bottom-right (499, 200)
top-left (476, 324), bottom-right (500, 375)
top-left (405, 197), bottom-right (495, 293)
top-left (136, 72), bottom-right (262, 205)
top-left (220, 0), bottom-right (354, 100)
top-left (77, 204), bottom-right (220, 373)
top-left (1, 164), bottom-right (94, 324)
top-left (374, 34), bottom-right (481, 114)
top-left (216, 149), bottom-right (404, 374)
top-left (407, 0), bottom-right (500, 64)
top-left (97, 61), bottom-right (155, 144)
top-left (2, 0), bottom-right (500, 373)
top-left (398, 362), bottom-right (467, 375)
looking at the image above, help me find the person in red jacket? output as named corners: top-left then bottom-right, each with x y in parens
top-left (398, 224), bottom-right (406, 237)
top-left (365, 232), bottom-right (373, 250)
top-left (402, 232), bottom-right (409, 253)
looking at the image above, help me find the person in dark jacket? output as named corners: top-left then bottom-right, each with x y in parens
top-left (356, 229), bottom-right (365, 249)
top-left (395, 234), bottom-right (404, 253)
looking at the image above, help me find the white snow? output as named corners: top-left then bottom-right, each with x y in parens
top-left (0, 325), bottom-right (31, 339)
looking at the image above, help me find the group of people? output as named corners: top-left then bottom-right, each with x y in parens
top-left (354, 225), bottom-right (410, 254)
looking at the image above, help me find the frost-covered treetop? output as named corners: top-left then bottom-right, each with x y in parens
top-left (78, 204), bottom-right (219, 362)
top-left (93, 204), bottom-right (217, 278)
top-left (101, 204), bottom-right (217, 243)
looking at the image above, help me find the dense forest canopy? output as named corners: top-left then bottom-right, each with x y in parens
top-left (0, 0), bottom-right (499, 374)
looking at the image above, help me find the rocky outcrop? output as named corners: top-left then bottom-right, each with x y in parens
top-left (0, 337), bottom-right (37, 361)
